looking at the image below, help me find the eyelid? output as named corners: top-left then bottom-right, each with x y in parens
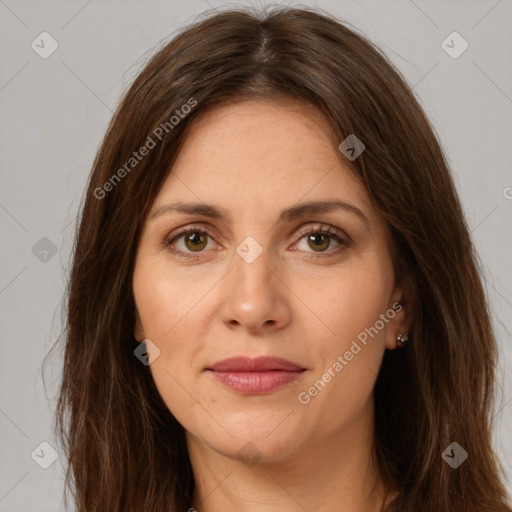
top-left (165, 222), bottom-right (350, 258)
top-left (289, 223), bottom-right (350, 258)
top-left (164, 224), bottom-right (220, 259)
top-left (293, 223), bottom-right (350, 244)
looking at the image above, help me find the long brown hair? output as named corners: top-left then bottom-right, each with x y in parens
top-left (47, 6), bottom-right (510, 511)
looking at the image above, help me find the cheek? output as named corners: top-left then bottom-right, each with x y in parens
top-left (295, 256), bottom-right (392, 413)
top-left (133, 258), bottom-right (211, 342)
top-left (133, 266), bottom-right (206, 426)
top-left (296, 255), bottom-right (394, 347)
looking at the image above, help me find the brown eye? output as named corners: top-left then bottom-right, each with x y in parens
top-left (166, 227), bottom-right (216, 258)
top-left (293, 224), bottom-right (350, 257)
top-left (183, 231), bottom-right (208, 252)
top-left (307, 233), bottom-right (331, 252)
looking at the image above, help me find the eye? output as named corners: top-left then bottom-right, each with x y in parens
top-left (292, 224), bottom-right (350, 257)
top-left (165, 226), bottom-right (217, 259)
top-left (165, 223), bottom-right (350, 259)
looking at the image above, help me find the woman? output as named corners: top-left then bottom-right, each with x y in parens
top-left (51, 6), bottom-right (511, 511)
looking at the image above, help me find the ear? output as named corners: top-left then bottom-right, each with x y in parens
top-left (134, 308), bottom-right (145, 342)
top-left (385, 281), bottom-right (415, 350)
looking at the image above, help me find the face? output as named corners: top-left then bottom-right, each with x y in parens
top-left (132, 99), bottom-right (410, 464)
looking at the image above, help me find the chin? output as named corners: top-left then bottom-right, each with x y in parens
top-left (216, 435), bottom-right (299, 466)
top-left (205, 414), bottom-right (304, 464)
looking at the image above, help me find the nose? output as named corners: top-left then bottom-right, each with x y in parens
top-left (218, 243), bottom-right (292, 335)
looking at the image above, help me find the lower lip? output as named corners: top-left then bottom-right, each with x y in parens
top-left (208, 370), bottom-right (305, 394)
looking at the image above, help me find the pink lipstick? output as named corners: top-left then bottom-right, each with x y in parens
top-left (206, 356), bottom-right (306, 394)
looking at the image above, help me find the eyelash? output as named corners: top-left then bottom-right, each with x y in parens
top-left (164, 224), bottom-right (350, 260)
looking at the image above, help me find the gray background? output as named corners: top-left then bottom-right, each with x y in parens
top-left (0, 0), bottom-right (511, 510)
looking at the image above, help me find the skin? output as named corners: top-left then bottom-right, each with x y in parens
top-left (132, 99), bottom-right (412, 512)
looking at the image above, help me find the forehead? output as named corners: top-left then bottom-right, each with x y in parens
top-left (153, 100), bottom-right (372, 221)
top-left (175, 99), bottom-right (338, 176)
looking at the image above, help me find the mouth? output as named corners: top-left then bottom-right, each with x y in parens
top-left (206, 356), bottom-right (307, 394)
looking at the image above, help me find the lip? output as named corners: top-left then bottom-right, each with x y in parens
top-left (206, 356), bottom-right (306, 394)
top-left (208, 356), bottom-right (305, 372)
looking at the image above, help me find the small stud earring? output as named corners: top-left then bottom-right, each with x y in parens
top-left (396, 333), bottom-right (409, 348)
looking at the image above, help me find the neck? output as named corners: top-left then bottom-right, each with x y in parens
top-left (186, 399), bottom-right (394, 512)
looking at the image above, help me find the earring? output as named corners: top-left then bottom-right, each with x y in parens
top-left (396, 333), bottom-right (409, 348)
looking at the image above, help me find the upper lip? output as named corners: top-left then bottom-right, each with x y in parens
top-left (207, 356), bottom-right (305, 372)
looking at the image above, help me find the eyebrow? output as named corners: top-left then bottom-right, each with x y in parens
top-left (149, 199), bottom-right (369, 226)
